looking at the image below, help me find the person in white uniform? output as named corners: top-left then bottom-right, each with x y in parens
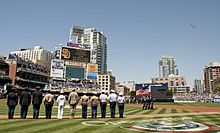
top-left (99, 90), bottom-right (107, 118)
top-left (117, 92), bottom-right (125, 118)
top-left (57, 90), bottom-right (66, 119)
top-left (108, 90), bottom-right (117, 118)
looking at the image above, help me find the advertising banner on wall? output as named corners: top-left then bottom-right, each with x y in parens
top-left (65, 66), bottom-right (85, 79)
top-left (65, 61), bottom-right (86, 67)
top-left (61, 47), bottom-right (91, 63)
top-left (67, 43), bottom-right (83, 48)
top-left (213, 98), bottom-right (220, 103)
top-left (87, 63), bottom-right (98, 72)
top-left (50, 59), bottom-right (64, 78)
top-left (86, 63), bottom-right (98, 80)
top-left (87, 72), bottom-right (97, 80)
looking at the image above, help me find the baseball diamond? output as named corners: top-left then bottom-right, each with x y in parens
top-left (1, 99), bottom-right (220, 133)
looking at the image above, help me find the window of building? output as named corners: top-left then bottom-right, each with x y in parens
top-left (182, 82), bottom-right (185, 86)
top-left (170, 81), bottom-right (174, 86)
top-left (176, 82), bottom-right (179, 86)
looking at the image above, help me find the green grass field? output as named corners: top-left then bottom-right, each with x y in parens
top-left (1, 99), bottom-right (220, 133)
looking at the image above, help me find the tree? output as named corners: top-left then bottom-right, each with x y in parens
top-left (130, 91), bottom-right (136, 97)
top-left (213, 84), bottom-right (220, 93)
top-left (166, 89), bottom-right (173, 98)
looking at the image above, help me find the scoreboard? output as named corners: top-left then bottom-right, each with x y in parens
top-left (61, 47), bottom-right (90, 63)
top-left (65, 66), bottom-right (85, 79)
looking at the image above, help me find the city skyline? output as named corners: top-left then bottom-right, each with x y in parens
top-left (0, 0), bottom-right (220, 87)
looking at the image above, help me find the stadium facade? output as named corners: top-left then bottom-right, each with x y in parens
top-left (47, 25), bottom-right (110, 94)
top-left (5, 54), bottom-right (50, 89)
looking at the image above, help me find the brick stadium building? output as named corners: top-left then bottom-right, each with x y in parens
top-left (5, 54), bottom-right (50, 90)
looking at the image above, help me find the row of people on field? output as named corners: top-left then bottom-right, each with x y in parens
top-left (6, 86), bottom-right (125, 119)
top-left (142, 96), bottom-right (154, 110)
top-left (7, 86), bottom-right (43, 119)
top-left (58, 89), bottom-right (125, 119)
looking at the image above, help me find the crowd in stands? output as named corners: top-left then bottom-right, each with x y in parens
top-left (50, 79), bottom-right (100, 92)
top-left (173, 92), bottom-right (220, 102)
top-left (16, 55), bottom-right (49, 75)
top-left (0, 86), bottom-right (3, 98)
top-left (125, 92), bottom-right (220, 103)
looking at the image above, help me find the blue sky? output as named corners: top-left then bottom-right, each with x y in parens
top-left (0, 0), bottom-right (220, 87)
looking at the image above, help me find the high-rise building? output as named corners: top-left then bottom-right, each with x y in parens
top-left (10, 46), bottom-right (54, 69)
top-left (194, 78), bottom-right (204, 93)
top-left (97, 70), bottom-right (115, 94)
top-left (204, 61), bottom-right (220, 93)
top-left (69, 26), bottom-right (107, 74)
top-left (159, 56), bottom-right (178, 78)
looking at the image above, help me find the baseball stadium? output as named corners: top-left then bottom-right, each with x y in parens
top-left (1, 98), bottom-right (220, 133)
top-left (1, 48), bottom-right (220, 133)
top-left (1, 29), bottom-right (220, 133)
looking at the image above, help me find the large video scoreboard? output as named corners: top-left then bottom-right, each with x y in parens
top-left (61, 47), bottom-right (90, 63)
